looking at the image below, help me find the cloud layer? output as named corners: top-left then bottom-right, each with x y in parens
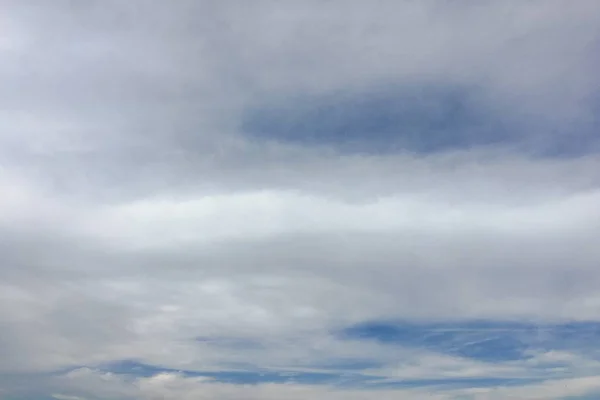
top-left (1, 1), bottom-right (600, 399)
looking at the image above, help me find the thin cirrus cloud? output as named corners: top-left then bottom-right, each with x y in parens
top-left (1, 1), bottom-right (600, 399)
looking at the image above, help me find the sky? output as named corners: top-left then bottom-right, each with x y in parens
top-left (1, 1), bottom-right (600, 399)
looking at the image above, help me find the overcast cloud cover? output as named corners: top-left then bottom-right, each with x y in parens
top-left (1, 1), bottom-right (600, 399)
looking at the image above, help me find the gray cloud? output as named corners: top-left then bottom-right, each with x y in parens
top-left (1, 1), bottom-right (600, 399)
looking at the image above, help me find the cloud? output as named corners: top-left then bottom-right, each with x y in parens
top-left (1, 0), bottom-right (600, 399)
top-left (21, 367), bottom-right (600, 400)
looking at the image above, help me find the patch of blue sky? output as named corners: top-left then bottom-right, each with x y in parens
top-left (242, 84), bottom-right (514, 154)
top-left (76, 319), bottom-right (600, 389)
top-left (83, 359), bottom-right (545, 389)
top-left (241, 84), bottom-right (600, 157)
top-left (337, 320), bottom-right (600, 363)
top-left (89, 359), bottom-right (369, 385)
top-left (67, 320), bottom-right (600, 391)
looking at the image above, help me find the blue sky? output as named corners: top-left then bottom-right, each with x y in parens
top-left (242, 84), bottom-right (513, 153)
top-left (1, 1), bottom-right (600, 399)
top-left (243, 84), bottom-right (600, 157)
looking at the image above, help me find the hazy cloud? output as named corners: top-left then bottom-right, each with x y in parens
top-left (1, 1), bottom-right (600, 399)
